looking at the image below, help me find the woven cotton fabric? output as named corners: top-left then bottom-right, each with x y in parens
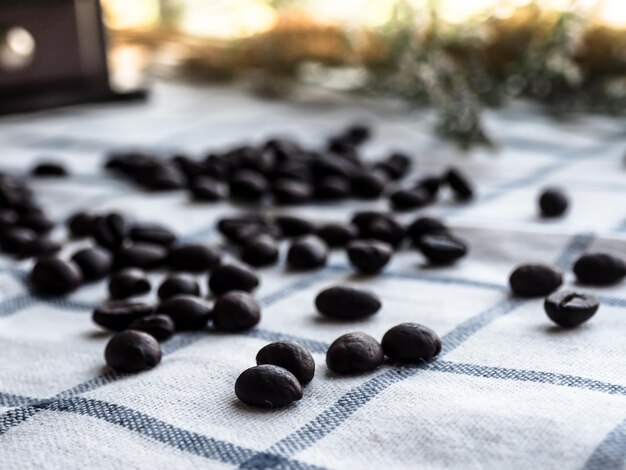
top-left (0, 82), bottom-right (625, 469)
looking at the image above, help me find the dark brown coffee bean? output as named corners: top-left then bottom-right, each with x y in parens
top-left (144, 164), bottom-right (186, 191)
top-left (190, 176), bottom-right (224, 201)
top-left (544, 291), bottom-right (599, 327)
top-left (31, 161), bottom-right (68, 177)
top-left (275, 216), bottom-right (315, 238)
top-left (256, 341), bottom-right (315, 385)
top-left (573, 252), bottom-right (626, 286)
top-left (19, 236), bottom-right (61, 258)
top-left (241, 235), bottom-right (279, 267)
top-left (108, 268), bottom-right (151, 299)
top-left (0, 209), bottom-right (18, 230)
top-left (19, 212), bottom-right (54, 233)
top-left (351, 211), bottom-right (387, 231)
top-left (347, 239), bottom-right (393, 274)
top-left (351, 171), bottom-right (387, 199)
top-left (358, 215), bottom-right (405, 248)
top-left (414, 175), bottom-right (441, 199)
top-left (314, 176), bottom-right (351, 200)
top-left (316, 223), bottom-right (358, 248)
top-left (167, 244), bottom-right (221, 272)
top-left (157, 294), bottom-right (211, 330)
top-left (30, 257), bottom-right (83, 295)
top-left (374, 152), bottom-right (411, 180)
top-left (509, 264), bottom-right (563, 297)
top-left (212, 291), bottom-right (261, 331)
top-left (93, 301), bottom-right (154, 331)
top-left (217, 215), bottom-right (274, 245)
top-left (345, 124), bottom-right (371, 145)
top-left (105, 330), bottom-right (161, 373)
top-left (286, 235), bottom-right (328, 270)
top-left (326, 332), bottom-right (384, 374)
top-left (0, 227), bottom-right (37, 254)
top-left (315, 286), bottom-right (381, 320)
top-left (67, 211), bottom-right (94, 238)
top-left (129, 223), bottom-right (177, 246)
top-left (272, 179), bottom-right (313, 205)
top-left (390, 188), bottom-right (430, 211)
top-left (418, 234), bottom-right (468, 265)
top-left (128, 314), bottom-right (175, 341)
top-left (113, 242), bottom-right (167, 271)
top-left (381, 323), bottom-right (441, 363)
top-left (539, 188), bottom-right (568, 218)
top-left (229, 170), bottom-right (268, 202)
top-left (407, 216), bottom-right (448, 246)
top-left (235, 364), bottom-right (303, 408)
top-left (71, 247), bottom-right (113, 281)
top-left (445, 167), bottom-right (474, 201)
top-left (312, 155), bottom-right (357, 180)
top-left (208, 263), bottom-right (259, 296)
top-left (92, 213), bottom-right (128, 250)
top-left (157, 274), bottom-right (200, 300)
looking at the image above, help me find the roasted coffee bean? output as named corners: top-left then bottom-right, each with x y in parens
top-left (208, 263), bottom-right (259, 296)
top-left (0, 227), bottom-right (37, 254)
top-left (347, 239), bottom-right (393, 274)
top-left (312, 154), bottom-right (357, 180)
top-left (167, 244), bottom-right (221, 272)
top-left (129, 223), bottom-right (178, 247)
top-left (375, 152), bottom-right (411, 180)
top-left (286, 235), bottom-right (328, 270)
top-left (157, 294), bottom-right (212, 330)
top-left (359, 216), bottom-right (405, 248)
top-left (31, 161), bottom-right (68, 177)
top-left (544, 291), bottom-right (599, 327)
top-left (67, 211), bottom-right (94, 238)
top-left (128, 314), bottom-right (176, 341)
top-left (92, 213), bottom-right (128, 250)
top-left (344, 124), bottom-right (371, 145)
top-left (0, 209), bottom-right (18, 230)
top-left (539, 188), bottom-right (568, 218)
top-left (217, 215), bottom-right (274, 245)
top-left (71, 247), bottom-right (113, 281)
top-left (445, 167), bottom-right (474, 201)
top-left (316, 223), bottom-right (358, 248)
top-left (105, 330), bottom-right (161, 373)
top-left (414, 175), bottom-right (441, 199)
top-left (113, 242), bottom-right (167, 271)
top-left (235, 364), bottom-right (303, 408)
top-left (275, 215), bottom-right (315, 238)
top-left (314, 176), bottom-right (351, 200)
top-left (30, 257), bottom-right (83, 295)
top-left (509, 263), bottom-right (563, 297)
top-left (272, 179), bottom-right (313, 205)
top-left (381, 323), bottom-right (441, 363)
top-left (351, 211), bottom-right (387, 231)
top-left (19, 212), bottom-right (54, 233)
top-left (256, 341), bottom-right (315, 385)
top-left (157, 274), bottom-right (200, 300)
top-left (229, 170), bottom-right (268, 202)
top-left (326, 332), bottom-right (384, 374)
top-left (390, 188), bottom-right (430, 211)
top-left (19, 236), bottom-right (61, 258)
top-left (108, 268), bottom-right (151, 299)
top-left (418, 234), bottom-right (468, 265)
top-left (315, 286), bottom-right (381, 320)
top-left (573, 252), bottom-right (626, 286)
top-left (144, 164), bottom-right (187, 191)
top-left (212, 291), bottom-right (261, 331)
top-left (351, 171), bottom-right (387, 199)
top-left (407, 216), bottom-right (448, 246)
top-left (241, 235), bottom-right (279, 267)
top-left (93, 301), bottom-right (154, 331)
top-left (190, 176), bottom-right (224, 201)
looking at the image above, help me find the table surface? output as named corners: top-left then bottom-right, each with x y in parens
top-left (0, 81), bottom-right (625, 470)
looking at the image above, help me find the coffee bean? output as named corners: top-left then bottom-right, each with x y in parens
top-left (390, 188), bottom-right (430, 211)
top-left (71, 247), bottom-right (113, 281)
top-left (316, 223), bottom-right (358, 248)
top-left (128, 314), bottom-right (175, 341)
top-left (105, 330), bottom-right (161, 373)
top-left (212, 291), bottom-right (261, 331)
top-left (407, 216), bottom-right (448, 246)
top-left (315, 286), bottom-right (381, 320)
top-left (375, 152), bottom-right (411, 180)
top-left (108, 268), bottom-right (151, 299)
top-left (235, 364), bottom-right (303, 408)
top-left (326, 332), bottom-right (384, 374)
top-left (0, 227), bottom-right (37, 254)
top-left (445, 167), bottom-right (474, 201)
top-left (92, 213), bottom-right (128, 250)
top-left (217, 215), bottom-right (274, 245)
top-left (314, 176), bottom-right (351, 200)
top-left (167, 244), bottom-right (221, 272)
top-left (351, 211), bottom-right (387, 231)
top-left (544, 291), bottom-right (599, 327)
top-left (157, 294), bottom-right (212, 330)
top-left (275, 215), bottom-right (315, 238)
top-left (67, 211), bottom-right (94, 238)
top-left (358, 215), bottom-right (405, 248)
top-left (381, 323), bottom-right (441, 363)
top-left (347, 239), bottom-right (393, 274)
top-left (208, 263), bottom-right (259, 296)
top-left (286, 235), bottom-right (328, 270)
top-left (344, 124), bottom-right (371, 145)
top-left (229, 170), bottom-right (268, 202)
top-left (509, 263), bottom-right (563, 297)
top-left (93, 301), bottom-right (154, 331)
top-left (144, 164), bottom-right (187, 191)
top-left (351, 171), bottom-right (387, 199)
top-left (414, 175), bottom-right (441, 199)
top-left (539, 188), bottom-right (568, 218)
top-left (19, 212), bottom-right (54, 233)
top-left (272, 179), bottom-right (313, 205)
top-left (190, 176), bottom-right (224, 201)
top-left (240, 235), bottom-right (279, 267)
top-left (113, 242), bottom-right (167, 271)
top-left (418, 234), bottom-right (468, 265)
top-left (30, 257), bottom-right (83, 295)
top-left (256, 341), bottom-right (315, 385)
top-left (0, 209), bottom-right (18, 230)
top-left (19, 236), bottom-right (61, 258)
top-left (31, 161), bottom-right (68, 177)
top-left (129, 223), bottom-right (178, 246)
top-left (157, 274), bottom-right (200, 300)
top-left (573, 252), bottom-right (626, 286)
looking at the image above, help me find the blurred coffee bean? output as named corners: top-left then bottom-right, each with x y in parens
top-left (19, 212), bottom-right (54, 233)
top-left (108, 268), bottom-right (151, 299)
top-left (445, 167), bottom-right (474, 201)
top-left (351, 171), bottom-right (387, 199)
top-left (275, 215), bottom-right (315, 238)
top-left (113, 242), bottom-right (167, 271)
top-left (208, 263), bottom-right (260, 296)
top-left (212, 291), bottom-right (261, 331)
top-left (0, 209), bottom-right (18, 230)
top-left (407, 216), bottom-right (448, 246)
top-left (31, 161), bottom-right (68, 177)
top-left (157, 294), bottom-right (211, 330)
top-left (347, 239), bottom-right (393, 274)
top-left (30, 257), bottom-right (83, 295)
top-left (359, 215), bottom-right (405, 248)
top-left (240, 235), bottom-right (279, 267)
top-left (539, 188), bottom-right (569, 218)
top-left (128, 314), bottom-right (175, 341)
top-left (1, 227), bottom-right (37, 254)
top-left (129, 223), bottom-right (177, 247)
top-left (167, 244), bottom-right (221, 272)
top-left (190, 176), bottom-right (224, 202)
top-left (418, 234), bottom-right (468, 265)
top-left (93, 301), bottom-right (154, 331)
top-left (286, 235), bottom-right (328, 270)
top-left (157, 274), bottom-right (200, 300)
top-left (573, 252), bottom-right (626, 286)
top-left (92, 213), bottom-right (128, 250)
top-left (316, 223), bottom-right (358, 248)
top-left (71, 247), bottom-right (113, 281)
top-left (19, 236), bottom-right (61, 258)
top-left (509, 264), bottom-right (563, 297)
top-left (272, 179), bottom-right (313, 205)
top-left (314, 176), bottom-right (351, 200)
top-left (390, 188), bottom-right (430, 211)
top-left (67, 211), bottom-right (94, 238)
top-left (229, 170), bottom-right (268, 202)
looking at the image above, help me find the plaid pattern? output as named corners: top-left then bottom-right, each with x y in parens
top-left (0, 82), bottom-right (625, 469)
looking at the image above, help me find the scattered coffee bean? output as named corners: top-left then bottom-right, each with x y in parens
top-left (286, 235), bottom-right (328, 270)
top-left (217, 215), bottom-right (275, 245)
top-left (167, 244), bottom-right (221, 272)
top-left (0, 209), bottom-right (18, 230)
top-left (19, 236), bottom-right (61, 258)
top-left (212, 291), bottom-right (261, 331)
top-left (509, 263), bottom-right (563, 297)
top-left (31, 161), bottom-right (68, 177)
top-left (414, 175), bottom-right (441, 199)
top-left (390, 188), bottom-right (430, 211)
top-left (256, 341), bottom-right (315, 385)
top-left (275, 215), bottom-right (315, 238)
top-left (108, 268), bottom-right (151, 299)
top-left (544, 291), bottom-right (599, 327)
top-left (129, 223), bottom-right (178, 246)
top-left (144, 164), bottom-right (186, 191)
top-left (19, 212), bottom-right (54, 233)
top-left (157, 294), bottom-right (212, 330)
top-left (326, 332), bottom-right (384, 374)
top-left (0, 227), bottom-right (37, 254)
top-left (71, 247), bottom-right (113, 281)
top-left (229, 170), bottom-right (268, 202)
top-left (375, 152), bottom-right (411, 180)
top-left (316, 223), bottom-right (358, 248)
top-left (240, 235), bottom-right (279, 267)
top-left (381, 323), bottom-right (441, 363)
top-left (314, 176), bottom-right (351, 200)
top-left (67, 211), bottom-right (94, 238)
top-left (235, 364), bottom-right (303, 408)
top-left (539, 188), bottom-right (569, 218)
top-left (407, 216), bottom-right (448, 246)
top-left (445, 167), bottom-right (474, 201)
top-left (315, 286), bottom-right (381, 320)
top-left (351, 171), bottom-right (387, 199)
top-left (190, 176), bottom-right (224, 201)
top-left (92, 213), bottom-right (128, 250)
top-left (272, 179), bottom-right (313, 205)
top-left (347, 239), bottom-right (393, 274)
top-left (30, 257), bottom-right (83, 295)
top-left (208, 263), bottom-right (260, 296)
top-left (418, 234), bottom-right (468, 265)
top-left (113, 242), bottom-right (167, 271)
top-left (573, 252), bottom-right (626, 286)
top-left (93, 301), bottom-right (154, 331)
top-left (157, 274), bottom-right (200, 300)
top-left (358, 215), bottom-right (405, 248)
top-left (128, 314), bottom-right (175, 341)
top-left (105, 330), bottom-right (162, 373)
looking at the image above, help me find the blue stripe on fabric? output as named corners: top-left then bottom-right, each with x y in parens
top-left (584, 419), bottom-right (626, 470)
top-left (0, 392), bottom-right (41, 407)
top-left (246, 328), bottom-right (329, 355)
top-left (0, 295), bottom-right (35, 318)
top-left (553, 232), bottom-right (595, 271)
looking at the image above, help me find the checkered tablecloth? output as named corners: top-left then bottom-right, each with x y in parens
top-left (0, 81), bottom-right (625, 469)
